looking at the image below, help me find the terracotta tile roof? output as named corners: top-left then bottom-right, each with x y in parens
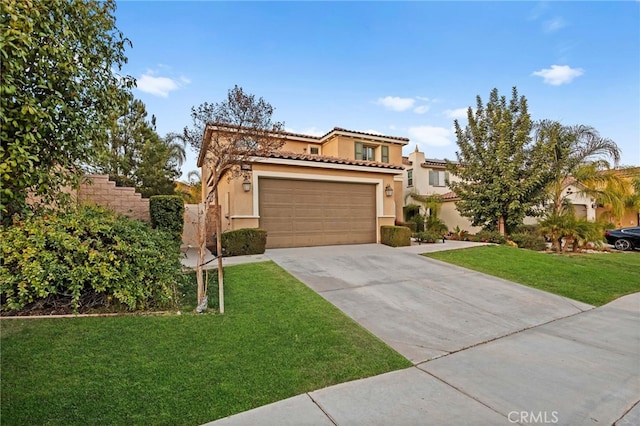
top-left (421, 158), bottom-right (457, 168)
top-left (324, 127), bottom-right (410, 143)
top-left (263, 151), bottom-right (404, 170)
top-left (442, 191), bottom-right (459, 201)
top-left (402, 156), bottom-right (412, 166)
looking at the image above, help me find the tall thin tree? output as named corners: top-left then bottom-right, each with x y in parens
top-left (184, 86), bottom-right (285, 313)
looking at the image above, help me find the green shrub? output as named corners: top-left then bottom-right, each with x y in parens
top-left (149, 195), bottom-right (184, 241)
top-left (514, 224), bottom-right (542, 235)
top-left (381, 226), bottom-right (411, 247)
top-left (410, 213), bottom-right (425, 232)
top-left (413, 231), bottom-right (441, 244)
top-left (395, 220), bottom-right (417, 232)
top-left (0, 206), bottom-right (182, 313)
top-left (425, 216), bottom-right (448, 234)
top-left (469, 230), bottom-right (507, 244)
top-left (211, 228), bottom-right (267, 257)
top-left (403, 204), bottom-right (421, 221)
top-left (509, 233), bottom-right (547, 251)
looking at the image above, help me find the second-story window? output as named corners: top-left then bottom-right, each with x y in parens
top-left (429, 170), bottom-right (449, 187)
top-left (309, 146), bottom-right (320, 155)
top-left (381, 146), bottom-right (389, 163)
top-left (362, 146), bottom-right (375, 161)
top-left (355, 141), bottom-right (376, 161)
top-left (407, 169), bottom-right (413, 187)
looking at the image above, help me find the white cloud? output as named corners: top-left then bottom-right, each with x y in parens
top-left (408, 126), bottom-right (453, 147)
top-left (543, 17), bottom-right (567, 33)
top-left (376, 96), bottom-right (415, 111)
top-left (413, 105), bottom-right (430, 114)
top-left (416, 96), bottom-right (430, 102)
top-left (532, 64), bottom-right (584, 85)
top-left (444, 108), bottom-right (469, 119)
top-left (136, 70), bottom-right (188, 97)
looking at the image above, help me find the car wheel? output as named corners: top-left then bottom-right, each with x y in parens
top-left (614, 239), bottom-right (633, 251)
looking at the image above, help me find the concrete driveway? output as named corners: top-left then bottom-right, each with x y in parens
top-left (267, 243), bottom-right (592, 363)
top-left (206, 243), bottom-right (640, 425)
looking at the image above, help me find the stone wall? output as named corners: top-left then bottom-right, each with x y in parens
top-left (78, 175), bottom-right (150, 222)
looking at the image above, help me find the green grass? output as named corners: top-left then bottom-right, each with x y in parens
top-left (1, 262), bottom-right (410, 426)
top-left (425, 245), bottom-right (640, 306)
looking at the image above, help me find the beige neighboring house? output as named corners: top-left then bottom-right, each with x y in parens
top-left (402, 147), bottom-right (482, 233)
top-left (198, 125), bottom-right (408, 248)
top-left (403, 147), bottom-right (637, 233)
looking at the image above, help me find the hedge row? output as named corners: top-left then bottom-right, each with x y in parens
top-left (0, 206), bottom-right (182, 313)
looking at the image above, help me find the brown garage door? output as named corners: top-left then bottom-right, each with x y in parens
top-left (259, 178), bottom-right (377, 248)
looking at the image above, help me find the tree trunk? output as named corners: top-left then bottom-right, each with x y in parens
top-left (498, 216), bottom-right (506, 236)
top-left (215, 190), bottom-right (224, 314)
top-left (196, 202), bottom-right (206, 311)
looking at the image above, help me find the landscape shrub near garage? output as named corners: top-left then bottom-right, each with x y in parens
top-left (212, 228), bottom-right (267, 257)
top-left (413, 231), bottom-right (441, 244)
top-left (509, 232), bottom-right (547, 251)
top-left (380, 225), bottom-right (411, 247)
top-left (149, 195), bottom-right (184, 241)
top-left (0, 205), bottom-right (181, 314)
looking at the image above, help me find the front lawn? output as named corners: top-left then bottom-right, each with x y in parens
top-left (1, 262), bottom-right (410, 425)
top-left (425, 245), bottom-right (640, 306)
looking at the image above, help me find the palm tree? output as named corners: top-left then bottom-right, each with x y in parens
top-left (164, 132), bottom-right (187, 168)
top-left (535, 120), bottom-right (623, 216)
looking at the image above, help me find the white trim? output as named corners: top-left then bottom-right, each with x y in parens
top-left (252, 170), bottom-right (386, 222)
top-left (393, 175), bottom-right (404, 182)
top-left (230, 215), bottom-right (260, 219)
top-left (379, 215), bottom-right (396, 218)
top-left (252, 157), bottom-right (403, 174)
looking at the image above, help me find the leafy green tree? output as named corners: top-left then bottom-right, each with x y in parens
top-left (447, 87), bottom-right (550, 235)
top-left (91, 96), bottom-right (182, 197)
top-left (1, 0), bottom-right (133, 220)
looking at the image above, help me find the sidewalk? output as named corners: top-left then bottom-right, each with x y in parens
top-left (181, 247), bottom-right (269, 270)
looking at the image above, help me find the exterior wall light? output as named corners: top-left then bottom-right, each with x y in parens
top-left (242, 176), bottom-right (251, 192)
top-left (385, 184), bottom-right (393, 197)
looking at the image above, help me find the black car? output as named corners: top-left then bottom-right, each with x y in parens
top-left (605, 227), bottom-right (640, 251)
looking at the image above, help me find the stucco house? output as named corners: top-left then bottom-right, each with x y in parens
top-left (402, 147), bottom-right (482, 233)
top-left (198, 125), bottom-right (408, 248)
top-left (403, 147), bottom-right (638, 233)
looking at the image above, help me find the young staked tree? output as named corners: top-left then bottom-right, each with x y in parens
top-left (184, 86), bottom-right (285, 313)
top-left (447, 87), bottom-right (550, 235)
top-left (1, 0), bottom-right (133, 221)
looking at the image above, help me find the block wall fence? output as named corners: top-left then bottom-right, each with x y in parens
top-left (78, 174), bottom-right (150, 222)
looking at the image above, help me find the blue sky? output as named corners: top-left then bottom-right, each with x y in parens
top-left (114, 1), bottom-right (640, 179)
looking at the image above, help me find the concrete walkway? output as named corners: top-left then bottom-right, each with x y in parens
top-left (202, 243), bottom-right (639, 425)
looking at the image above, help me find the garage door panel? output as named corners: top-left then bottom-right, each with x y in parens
top-left (259, 178), bottom-right (376, 248)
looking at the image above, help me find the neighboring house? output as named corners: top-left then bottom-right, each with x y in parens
top-left (402, 147), bottom-right (482, 233)
top-left (198, 125), bottom-right (408, 248)
top-left (403, 147), bottom-right (639, 233)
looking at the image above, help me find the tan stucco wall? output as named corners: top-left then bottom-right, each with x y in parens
top-left (214, 162), bottom-right (401, 243)
top-left (440, 201), bottom-right (483, 234)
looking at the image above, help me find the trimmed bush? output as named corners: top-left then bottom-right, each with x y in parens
top-left (149, 195), bottom-right (184, 241)
top-left (413, 231), bottom-right (441, 244)
top-left (212, 228), bottom-right (267, 257)
top-left (0, 206), bottom-right (182, 314)
top-left (469, 230), bottom-right (507, 244)
top-left (395, 220), bottom-right (417, 232)
top-left (381, 226), bottom-right (411, 247)
top-left (509, 233), bottom-right (547, 251)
